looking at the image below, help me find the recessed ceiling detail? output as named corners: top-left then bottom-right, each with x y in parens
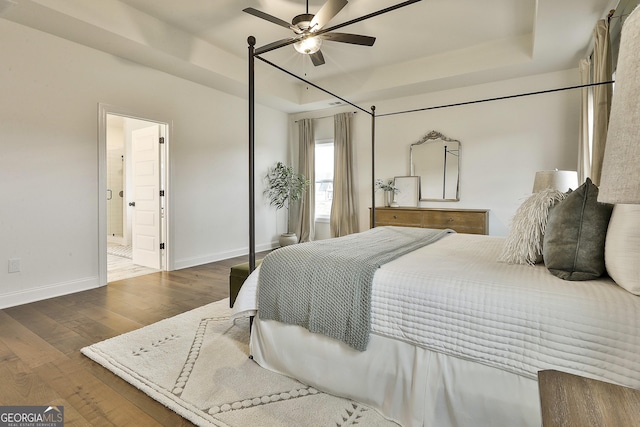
top-left (1, 0), bottom-right (613, 112)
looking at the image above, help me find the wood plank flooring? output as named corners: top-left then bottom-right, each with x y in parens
top-left (0, 253), bottom-right (268, 427)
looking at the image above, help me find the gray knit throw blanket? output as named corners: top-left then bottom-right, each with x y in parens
top-left (257, 226), bottom-right (454, 351)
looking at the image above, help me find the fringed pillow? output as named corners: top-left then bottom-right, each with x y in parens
top-left (498, 188), bottom-right (568, 265)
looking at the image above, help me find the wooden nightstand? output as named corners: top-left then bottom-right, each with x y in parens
top-left (538, 370), bottom-right (640, 426)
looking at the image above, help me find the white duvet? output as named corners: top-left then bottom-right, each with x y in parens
top-left (233, 233), bottom-right (640, 389)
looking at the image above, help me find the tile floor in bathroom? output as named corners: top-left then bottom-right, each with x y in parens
top-left (107, 243), bottom-right (160, 282)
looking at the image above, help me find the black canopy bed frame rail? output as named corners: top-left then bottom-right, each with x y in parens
top-left (247, 35), bottom-right (614, 272)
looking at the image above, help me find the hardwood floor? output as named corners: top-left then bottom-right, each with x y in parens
top-left (0, 253), bottom-right (268, 426)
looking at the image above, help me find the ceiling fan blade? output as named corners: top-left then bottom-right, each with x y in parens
top-left (310, 50), bottom-right (326, 66)
top-left (320, 32), bottom-right (376, 46)
top-left (243, 7), bottom-right (292, 29)
top-left (255, 37), bottom-right (299, 55)
top-left (310, 0), bottom-right (348, 30)
top-left (317, 0), bottom-right (422, 36)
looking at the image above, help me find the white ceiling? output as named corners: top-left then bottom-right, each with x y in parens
top-left (2, 0), bottom-right (615, 112)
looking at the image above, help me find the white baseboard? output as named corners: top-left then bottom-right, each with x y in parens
top-left (0, 276), bottom-right (103, 309)
top-left (173, 241), bottom-right (277, 270)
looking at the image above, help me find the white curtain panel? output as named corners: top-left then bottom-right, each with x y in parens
top-left (591, 19), bottom-right (613, 185)
top-left (296, 119), bottom-right (315, 242)
top-left (577, 58), bottom-right (592, 184)
top-left (330, 112), bottom-right (359, 237)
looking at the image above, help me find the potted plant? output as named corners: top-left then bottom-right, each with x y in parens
top-left (264, 162), bottom-right (310, 246)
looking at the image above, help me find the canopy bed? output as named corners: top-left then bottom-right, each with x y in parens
top-left (239, 3), bottom-right (639, 426)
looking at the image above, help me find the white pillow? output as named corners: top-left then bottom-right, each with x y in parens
top-left (498, 188), bottom-right (568, 265)
top-left (605, 204), bottom-right (640, 295)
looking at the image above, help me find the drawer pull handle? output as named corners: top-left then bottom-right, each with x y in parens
top-left (448, 217), bottom-right (454, 222)
top-left (393, 215), bottom-right (398, 219)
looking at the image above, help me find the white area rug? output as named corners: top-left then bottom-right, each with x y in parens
top-left (82, 299), bottom-right (397, 427)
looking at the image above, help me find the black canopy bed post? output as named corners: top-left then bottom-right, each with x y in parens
top-left (241, 5), bottom-right (627, 420)
top-left (248, 36), bottom-right (256, 273)
top-left (245, 21), bottom-right (609, 267)
top-left (370, 105), bottom-right (376, 228)
top-left (250, 53), bottom-right (375, 240)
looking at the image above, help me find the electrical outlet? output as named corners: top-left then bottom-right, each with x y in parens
top-left (8, 258), bottom-right (20, 273)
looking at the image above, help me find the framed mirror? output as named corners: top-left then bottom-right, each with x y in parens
top-left (410, 130), bottom-right (460, 201)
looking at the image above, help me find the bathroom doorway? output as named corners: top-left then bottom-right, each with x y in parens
top-left (98, 105), bottom-right (170, 284)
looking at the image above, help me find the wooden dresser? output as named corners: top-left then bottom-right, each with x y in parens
top-left (370, 207), bottom-right (489, 235)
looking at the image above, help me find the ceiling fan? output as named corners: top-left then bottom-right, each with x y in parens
top-left (244, 0), bottom-right (422, 66)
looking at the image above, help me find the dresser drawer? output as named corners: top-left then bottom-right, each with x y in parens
top-left (424, 210), bottom-right (487, 234)
top-left (374, 209), bottom-right (422, 227)
top-left (370, 207), bottom-right (489, 235)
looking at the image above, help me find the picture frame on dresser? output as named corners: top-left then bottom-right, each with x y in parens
top-left (394, 176), bottom-right (420, 207)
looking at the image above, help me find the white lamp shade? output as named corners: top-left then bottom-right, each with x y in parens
top-left (532, 170), bottom-right (579, 193)
top-left (598, 6), bottom-right (640, 204)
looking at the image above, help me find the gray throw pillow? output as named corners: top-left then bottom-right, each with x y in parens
top-left (543, 178), bottom-right (613, 280)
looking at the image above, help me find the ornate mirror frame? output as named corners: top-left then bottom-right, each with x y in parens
top-left (410, 130), bottom-right (461, 202)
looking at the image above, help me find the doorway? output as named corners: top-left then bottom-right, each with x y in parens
top-left (98, 105), bottom-right (170, 285)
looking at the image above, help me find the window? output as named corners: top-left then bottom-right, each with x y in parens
top-left (314, 140), bottom-right (334, 220)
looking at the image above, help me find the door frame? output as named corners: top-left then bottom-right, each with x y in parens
top-left (98, 103), bottom-right (172, 286)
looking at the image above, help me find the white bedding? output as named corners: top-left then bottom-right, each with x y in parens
top-left (233, 232), bottom-right (640, 425)
top-left (371, 233), bottom-right (640, 388)
top-left (251, 315), bottom-right (541, 427)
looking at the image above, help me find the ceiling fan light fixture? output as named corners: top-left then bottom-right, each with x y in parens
top-left (293, 35), bottom-right (323, 54)
top-left (244, 0), bottom-right (393, 66)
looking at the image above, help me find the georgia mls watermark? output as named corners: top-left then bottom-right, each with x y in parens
top-left (0, 406), bottom-right (64, 427)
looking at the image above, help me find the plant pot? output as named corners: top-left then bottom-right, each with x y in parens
top-left (279, 233), bottom-right (298, 247)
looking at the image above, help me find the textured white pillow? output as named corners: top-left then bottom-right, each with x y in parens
top-left (605, 204), bottom-right (640, 295)
top-left (498, 188), bottom-right (568, 265)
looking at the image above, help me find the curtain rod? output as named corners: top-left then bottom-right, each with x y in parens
top-left (294, 111), bottom-right (357, 123)
top-left (377, 80), bottom-right (615, 118)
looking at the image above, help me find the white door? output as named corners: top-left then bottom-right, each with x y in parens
top-left (131, 125), bottom-right (162, 269)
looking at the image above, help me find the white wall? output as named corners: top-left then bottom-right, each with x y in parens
top-left (0, 19), bottom-right (288, 308)
top-left (291, 68), bottom-right (581, 237)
